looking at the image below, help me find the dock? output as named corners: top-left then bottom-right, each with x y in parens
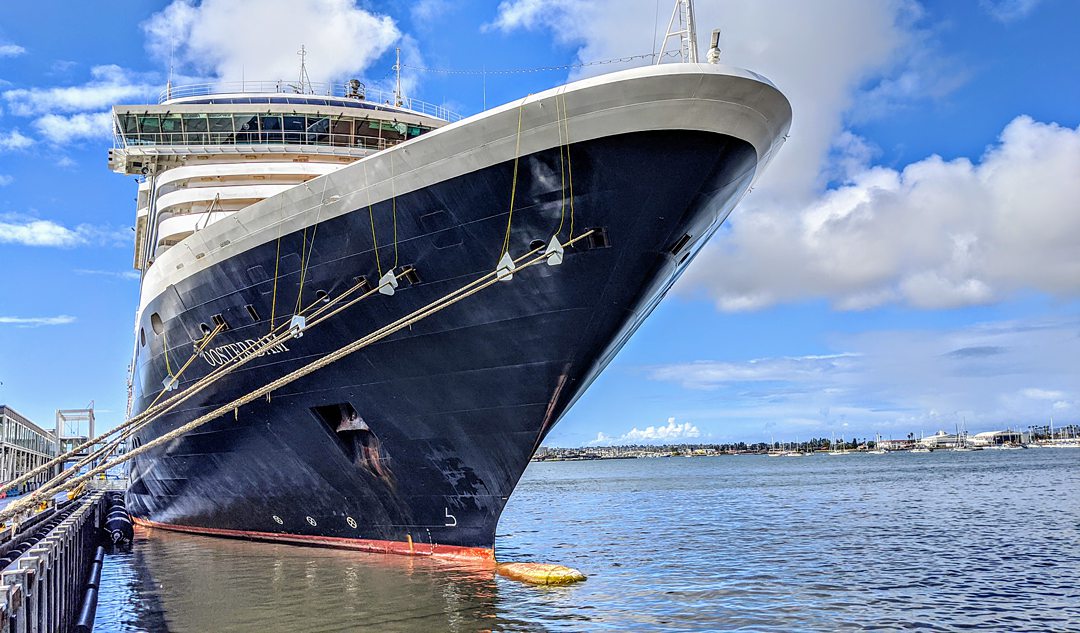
top-left (0, 480), bottom-right (125, 632)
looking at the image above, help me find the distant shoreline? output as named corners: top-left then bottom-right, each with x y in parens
top-left (533, 441), bottom-right (1079, 461)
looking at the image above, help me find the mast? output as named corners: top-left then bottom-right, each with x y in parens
top-left (656, 0), bottom-right (699, 64)
top-left (297, 45), bottom-right (311, 94)
top-left (394, 47), bottom-right (403, 107)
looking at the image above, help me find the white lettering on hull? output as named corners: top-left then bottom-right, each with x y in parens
top-left (201, 338), bottom-right (290, 367)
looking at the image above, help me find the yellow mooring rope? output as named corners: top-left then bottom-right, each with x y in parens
top-left (501, 98), bottom-right (527, 258)
top-left (269, 233), bottom-right (283, 333)
top-left (562, 92), bottom-right (577, 239)
top-left (364, 159), bottom-right (383, 278)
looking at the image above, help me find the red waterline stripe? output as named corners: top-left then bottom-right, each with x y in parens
top-left (132, 517), bottom-right (495, 562)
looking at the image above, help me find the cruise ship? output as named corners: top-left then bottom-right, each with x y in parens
top-left (110, 32), bottom-right (791, 560)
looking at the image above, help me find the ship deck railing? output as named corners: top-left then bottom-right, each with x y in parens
top-left (159, 80), bottom-right (463, 122)
top-left (115, 129), bottom-right (410, 152)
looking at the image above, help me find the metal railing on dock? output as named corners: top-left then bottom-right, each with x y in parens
top-left (0, 490), bottom-right (107, 632)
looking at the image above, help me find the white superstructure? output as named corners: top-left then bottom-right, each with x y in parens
top-left (110, 82), bottom-right (455, 271)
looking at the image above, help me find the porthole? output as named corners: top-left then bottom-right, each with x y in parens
top-left (150, 312), bottom-right (164, 335)
top-left (315, 290), bottom-right (329, 303)
top-left (529, 239), bottom-right (546, 252)
top-left (199, 323), bottom-right (212, 336)
top-left (140, 328), bottom-right (146, 347)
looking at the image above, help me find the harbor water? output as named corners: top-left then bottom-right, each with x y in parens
top-left (95, 449), bottom-right (1080, 631)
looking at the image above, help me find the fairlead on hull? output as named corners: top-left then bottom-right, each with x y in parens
top-left (111, 62), bottom-right (791, 559)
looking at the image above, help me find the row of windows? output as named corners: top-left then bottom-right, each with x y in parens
top-left (116, 113), bottom-right (432, 148)
top-left (0, 417), bottom-right (57, 455)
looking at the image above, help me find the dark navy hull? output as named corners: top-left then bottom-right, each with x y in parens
top-left (128, 130), bottom-right (756, 556)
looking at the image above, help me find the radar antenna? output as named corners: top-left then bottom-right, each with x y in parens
top-left (656, 0), bottom-right (699, 64)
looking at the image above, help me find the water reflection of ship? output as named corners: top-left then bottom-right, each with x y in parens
top-left (111, 529), bottom-right (517, 632)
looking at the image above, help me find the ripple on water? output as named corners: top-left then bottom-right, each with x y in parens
top-left (95, 450), bottom-right (1080, 631)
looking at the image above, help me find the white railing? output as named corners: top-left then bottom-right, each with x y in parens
top-left (117, 130), bottom-right (408, 152)
top-left (159, 81), bottom-right (462, 122)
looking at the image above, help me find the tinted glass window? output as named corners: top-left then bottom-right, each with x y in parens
top-left (207, 114), bottom-right (232, 131)
top-left (182, 114), bottom-right (208, 132)
top-left (235, 114), bottom-right (259, 142)
top-left (260, 115), bottom-right (282, 142)
top-left (138, 116), bottom-right (160, 134)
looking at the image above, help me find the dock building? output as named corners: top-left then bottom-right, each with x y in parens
top-left (0, 405), bottom-right (59, 493)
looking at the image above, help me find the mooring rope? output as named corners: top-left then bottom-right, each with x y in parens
top-left (0, 231), bottom-right (593, 524)
top-left (0, 270), bottom-right (395, 499)
top-left (0, 322), bottom-right (223, 496)
top-left (501, 98), bottom-right (527, 258)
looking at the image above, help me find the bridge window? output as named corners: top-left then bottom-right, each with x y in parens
top-left (118, 111), bottom-right (435, 149)
top-left (182, 114), bottom-right (208, 144)
top-left (306, 117), bottom-right (330, 143)
top-left (235, 114), bottom-right (259, 143)
top-left (259, 115), bottom-right (282, 143)
top-left (283, 116), bottom-right (305, 143)
top-left (331, 119), bottom-right (353, 147)
top-left (208, 114), bottom-right (234, 143)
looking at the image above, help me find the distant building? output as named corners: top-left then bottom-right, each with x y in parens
top-left (972, 430), bottom-right (1023, 447)
top-left (879, 438), bottom-right (915, 450)
top-left (0, 405), bottom-right (59, 493)
top-left (920, 430), bottom-right (960, 448)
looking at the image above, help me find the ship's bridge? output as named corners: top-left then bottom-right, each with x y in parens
top-left (110, 81), bottom-right (458, 270)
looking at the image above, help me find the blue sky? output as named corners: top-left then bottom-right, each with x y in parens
top-left (0, 0), bottom-right (1078, 446)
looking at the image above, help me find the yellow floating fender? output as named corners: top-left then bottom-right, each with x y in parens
top-left (496, 562), bottom-right (586, 585)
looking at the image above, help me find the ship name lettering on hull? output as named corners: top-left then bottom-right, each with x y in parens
top-left (202, 339), bottom-right (290, 367)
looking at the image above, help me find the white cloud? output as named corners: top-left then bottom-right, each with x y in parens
top-left (2, 65), bottom-right (154, 116)
top-left (483, 2), bottom-right (1080, 314)
top-left (651, 354), bottom-right (860, 389)
top-left (0, 315), bottom-right (76, 327)
top-left (1022, 388), bottom-right (1064, 401)
top-left (488, 0), bottom-right (924, 202)
top-left (0, 129), bottom-right (32, 150)
top-left (412, 0), bottom-right (452, 22)
top-left (981, 0), bottom-right (1043, 22)
top-left (142, 0), bottom-right (400, 85)
top-left (0, 44), bottom-right (26, 58)
top-left (0, 175), bottom-right (12, 186)
top-left (74, 268), bottom-right (141, 280)
top-left (34, 112), bottom-right (113, 144)
top-left (589, 417), bottom-right (701, 445)
top-left (646, 317), bottom-right (1080, 437)
top-left (682, 116), bottom-right (1080, 311)
top-left (0, 216), bottom-right (130, 247)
